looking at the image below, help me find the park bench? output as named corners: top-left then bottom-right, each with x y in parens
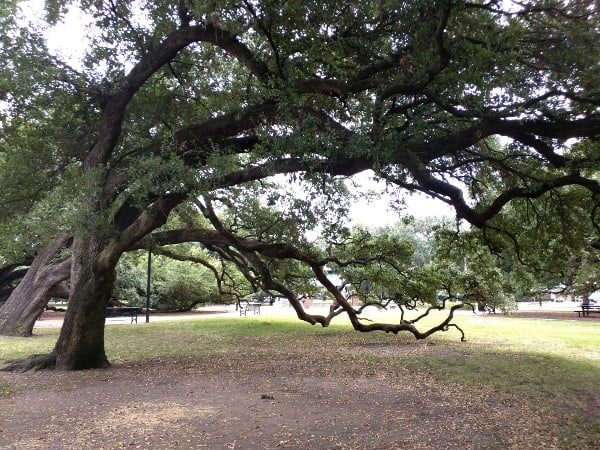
top-left (239, 301), bottom-right (261, 316)
top-left (106, 306), bottom-right (141, 324)
top-left (574, 304), bottom-right (600, 317)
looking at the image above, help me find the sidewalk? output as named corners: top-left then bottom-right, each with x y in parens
top-left (34, 303), bottom-right (304, 329)
top-left (35, 300), bottom-right (586, 331)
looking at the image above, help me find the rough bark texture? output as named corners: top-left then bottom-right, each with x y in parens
top-left (0, 235), bottom-right (118, 371)
top-left (0, 235), bottom-right (72, 337)
top-left (0, 263), bottom-right (30, 302)
top-left (46, 195), bottom-right (183, 370)
top-left (52, 236), bottom-right (113, 370)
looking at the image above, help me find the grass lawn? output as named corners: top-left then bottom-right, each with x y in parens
top-left (1, 311), bottom-right (599, 447)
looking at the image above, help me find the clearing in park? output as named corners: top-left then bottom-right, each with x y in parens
top-left (0, 303), bottom-right (598, 449)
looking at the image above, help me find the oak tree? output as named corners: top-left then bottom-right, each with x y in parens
top-left (2, 0), bottom-right (600, 370)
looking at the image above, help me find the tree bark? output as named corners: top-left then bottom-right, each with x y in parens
top-left (48, 195), bottom-right (183, 370)
top-left (51, 236), bottom-right (113, 370)
top-left (0, 263), bottom-right (30, 300)
top-left (0, 235), bottom-right (72, 337)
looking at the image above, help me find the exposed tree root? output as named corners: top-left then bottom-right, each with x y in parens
top-left (0, 353), bottom-right (56, 372)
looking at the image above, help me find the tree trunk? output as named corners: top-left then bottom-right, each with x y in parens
top-left (0, 235), bottom-right (72, 337)
top-left (51, 236), bottom-right (116, 370)
top-left (1, 234), bottom-right (136, 371)
top-left (0, 194), bottom-right (183, 371)
top-left (0, 263), bottom-right (30, 302)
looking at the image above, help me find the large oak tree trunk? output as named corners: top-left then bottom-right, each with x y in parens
top-left (52, 236), bottom-right (115, 370)
top-left (0, 235), bottom-right (72, 337)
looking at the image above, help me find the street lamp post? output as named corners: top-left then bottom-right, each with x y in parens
top-left (146, 249), bottom-right (152, 323)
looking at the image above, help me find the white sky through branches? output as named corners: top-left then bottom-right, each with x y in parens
top-left (21, 0), bottom-right (454, 227)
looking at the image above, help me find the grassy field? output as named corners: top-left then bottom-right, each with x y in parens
top-left (1, 311), bottom-right (599, 446)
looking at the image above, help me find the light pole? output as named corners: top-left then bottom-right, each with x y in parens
top-left (146, 249), bottom-right (152, 323)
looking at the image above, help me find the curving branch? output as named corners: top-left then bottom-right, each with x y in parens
top-left (133, 215), bottom-right (471, 341)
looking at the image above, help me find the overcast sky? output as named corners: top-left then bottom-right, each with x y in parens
top-left (346, 172), bottom-right (454, 227)
top-left (24, 3), bottom-right (455, 228)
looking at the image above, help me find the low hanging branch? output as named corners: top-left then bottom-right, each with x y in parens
top-left (310, 264), bottom-right (468, 341)
top-left (153, 199), bottom-right (470, 341)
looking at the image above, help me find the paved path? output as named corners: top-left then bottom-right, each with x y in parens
top-left (35, 300), bottom-right (589, 330)
top-left (35, 303), bottom-right (306, 329)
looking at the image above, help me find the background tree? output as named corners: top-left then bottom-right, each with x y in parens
top-left (0, 235), bottom-right (72, 336)
top-left (383, 216), bottom-right (453, 267)
top-left (114, 245), bottom-right (248, 312)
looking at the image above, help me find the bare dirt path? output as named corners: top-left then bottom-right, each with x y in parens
top-left (0, 305), bottom-right (594, 449)
top-left (0, 345), bottom-right (551, 450)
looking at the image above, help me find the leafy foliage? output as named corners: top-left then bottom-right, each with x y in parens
top-left (114, 247), bottom-right (241, 311)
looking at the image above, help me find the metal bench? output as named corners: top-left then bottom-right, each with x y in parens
top-left (239, 301), bottom-right (261, 316)
top-left (106, 306), bottom-right (141, 323)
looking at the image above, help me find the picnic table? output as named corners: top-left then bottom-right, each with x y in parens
top-left (575, 304), bottom-right (600, 317)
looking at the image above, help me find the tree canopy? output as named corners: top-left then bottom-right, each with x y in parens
top-left (2, 0), bottom-right (600, 370)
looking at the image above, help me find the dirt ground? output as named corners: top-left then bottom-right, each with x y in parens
top-left (0, 308), bottom-right (597, 449)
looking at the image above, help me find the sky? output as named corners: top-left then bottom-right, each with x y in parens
top-left (23, 1), bottom-right (456, 228)
top-left (346, 172), bottom-right (454, 227)
top-left (350, 194), bottom-right (453, 226)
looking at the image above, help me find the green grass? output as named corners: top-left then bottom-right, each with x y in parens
top-left (0, 329), bottom-right (59, 395)
top-left (1, 313), bottom-right (599, 446)
top-left (0, 329), bottom-right (58, 361)
top-left (103, 313), bottom-right (598, 447)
